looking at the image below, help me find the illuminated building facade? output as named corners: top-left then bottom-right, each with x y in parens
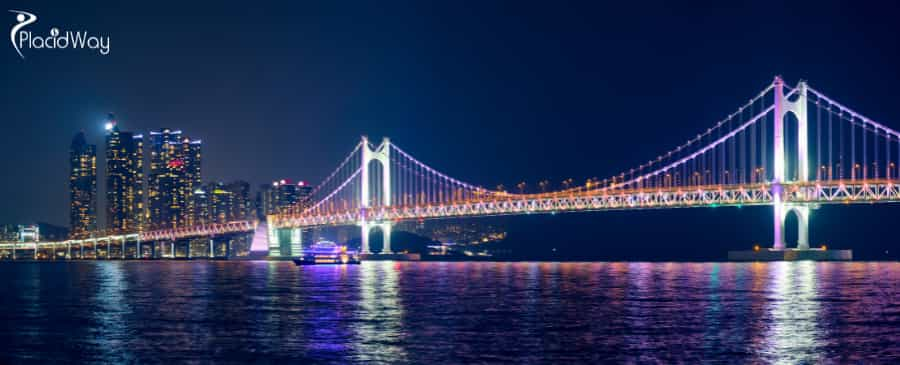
top-left (192, 188), bottom-right (210, 224)
top-left (148, 129), bottom-right (202, 229)
top-left (69, 131), bottom-right (97, 238)
top-left (182, 138), bottom-right (203, 226)
top-left (195, 181), bottom-right (252, 224)
top-left (0, 224), bottom-right (17, 241)
top-left (225, 181), bottom-right (252, 221)
top-left (104, 114), bottom-right (145, 232)
top-left (17, 224), bottom-right (39, 242)
top-left (257, 179), bottom-right (312, 218)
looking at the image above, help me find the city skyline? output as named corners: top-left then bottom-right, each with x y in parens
top-left (64, 120), bottom-right (310, 234)
top-left (3, 2), bottom-right (900, 260)
top-left (2, 3), bottom-right (899, 364)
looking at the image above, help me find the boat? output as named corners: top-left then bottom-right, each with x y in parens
top-left (292, 241), bottom-right (361, 265)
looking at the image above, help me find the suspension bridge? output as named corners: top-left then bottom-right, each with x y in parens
top-left (267, 76), bottom-right (900, 258)
top-left (2, 76), bottom-right (894, 260)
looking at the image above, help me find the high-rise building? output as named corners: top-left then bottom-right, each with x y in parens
top-left (69, 131), bottom-right (97, 238)
top-left (226, 181), bottom-right (252, 220)
top-left (104, 114), bottom-right (144, 233)
top-left (148, 129), bottom-right (202, 229)
top-left (257, 179), bottom-right (313, 218)
top-left (209, 182), bottom-right (235, 223)
top-left (255, 184), bottom-right (269, 220)
top-left (148, 128), bottom-right (179, 229)
top-left (192, 188), bottom-right (210, 225)
top-left (181, 138), bottom-right (202, 226)
top-left (197, 181), bottom-right (252, 225)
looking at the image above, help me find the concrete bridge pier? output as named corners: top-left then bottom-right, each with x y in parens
top-left (360, 222), bottom-right (392, 255)
top-left (361, 224), bottom-right (371, 254)
top-left (381, 223), bottom-right (392, 254)
top-left (773, 203), bottom-right (810, 250)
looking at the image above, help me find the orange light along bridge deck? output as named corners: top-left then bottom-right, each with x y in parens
top-left (0, 221), bottom-right (257, 260)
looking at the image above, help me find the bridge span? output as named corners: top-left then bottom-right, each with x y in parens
top-left (6, 77), bottom-right (897, 260)
top-left (0, 221), bottom-right (256, 260)
top-left (267, 77), bottom-right (900, 256)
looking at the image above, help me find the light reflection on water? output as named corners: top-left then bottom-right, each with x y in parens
top-left (353, 261), bottom-right (407, 363)
top-left (0, 261), bottom-right (897, 363)
top-left (763, 261), bottom-right (822, 364)
top-left (92, 262), bottom-right (133, 363)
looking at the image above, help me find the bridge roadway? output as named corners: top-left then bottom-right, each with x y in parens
top-left (270, 179), bottom-right (900, 229)
top-left (0, 220), bottom-right (257, 260)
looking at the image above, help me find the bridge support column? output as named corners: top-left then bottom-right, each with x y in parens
top-left (774, 203), bottom-right (810, 250)
top-left (381, 223), bottom-right (392, 254)
top-left (266, 221), bottom-right (281, 257)
top-left (290, 228), bottom-right (303, 257)
top-left (797, 207), bottom-right (810, 250)
top-left (773, 199), bottom-right (786, 250)
top-left (361, 224), bottom-right (371, 254)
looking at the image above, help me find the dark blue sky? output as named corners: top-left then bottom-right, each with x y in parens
top-left (3, 1), bottom-right (900, 258)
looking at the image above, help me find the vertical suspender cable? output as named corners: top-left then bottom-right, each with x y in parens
top-left (751, 99), bottom-right (757, 183)
top-left (761, 99), bottom-right (767, 182)
top-left (817, 100), bottom-right (822, 180)
top-left (828, 105), bottom-right (833, 180)
top-left (887, 131), bottom-right (892, 179)
top-left (864, 119), bottom-right (868, 179)
top-left (840, 110), bottom-right (844, 179)
top-left (731, 115), bottom-right (735, 184)
top-left (740, 110), bottom-right (745, 184)
top-left (874, 127), bottom-right (878, 178)
top-left (851, 114), bottom-right (856, 179)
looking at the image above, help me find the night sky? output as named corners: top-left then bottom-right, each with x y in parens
top-left (3, 1), bottom-right (900, 259)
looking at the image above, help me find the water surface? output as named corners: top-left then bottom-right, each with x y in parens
top-left (0, 261), bottom-right (898, 363)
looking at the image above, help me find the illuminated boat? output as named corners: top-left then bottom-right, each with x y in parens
top-left (292, 241), bottom-right (361, 265)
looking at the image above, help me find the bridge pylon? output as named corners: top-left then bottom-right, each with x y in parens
top-left (772, 76), bottom-right (810, 250)
top-left (360, 136), bottom-right (392, 254)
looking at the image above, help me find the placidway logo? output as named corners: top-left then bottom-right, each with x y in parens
top-left (9, 9), bottom-right (110, 59)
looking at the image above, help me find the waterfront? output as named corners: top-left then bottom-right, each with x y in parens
top-left (1, 261), bottom-right (898, 363)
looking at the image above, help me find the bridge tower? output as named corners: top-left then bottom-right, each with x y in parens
top-left (772, 76), bottom-right (810, 250)
top-left (360, 136), bottom-right (392, 254)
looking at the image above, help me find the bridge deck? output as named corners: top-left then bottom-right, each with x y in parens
top-left (271, 179), bottom-right (900, 229)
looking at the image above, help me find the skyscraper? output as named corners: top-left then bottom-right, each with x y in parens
top-left (257, 179), bottom-right (313, 218)
top-left (196, 181), bottom-right (252, 225)
top-left (69, 131), bottom-right (97, 238)
top-left (181, 137), bottom-right (202, 226)
top-left (104, 114), bottom-right (144, 233)
top-left (148, 129), bottom-right (202, 229)
top-left (225, 181), bottom-right (251, 221)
